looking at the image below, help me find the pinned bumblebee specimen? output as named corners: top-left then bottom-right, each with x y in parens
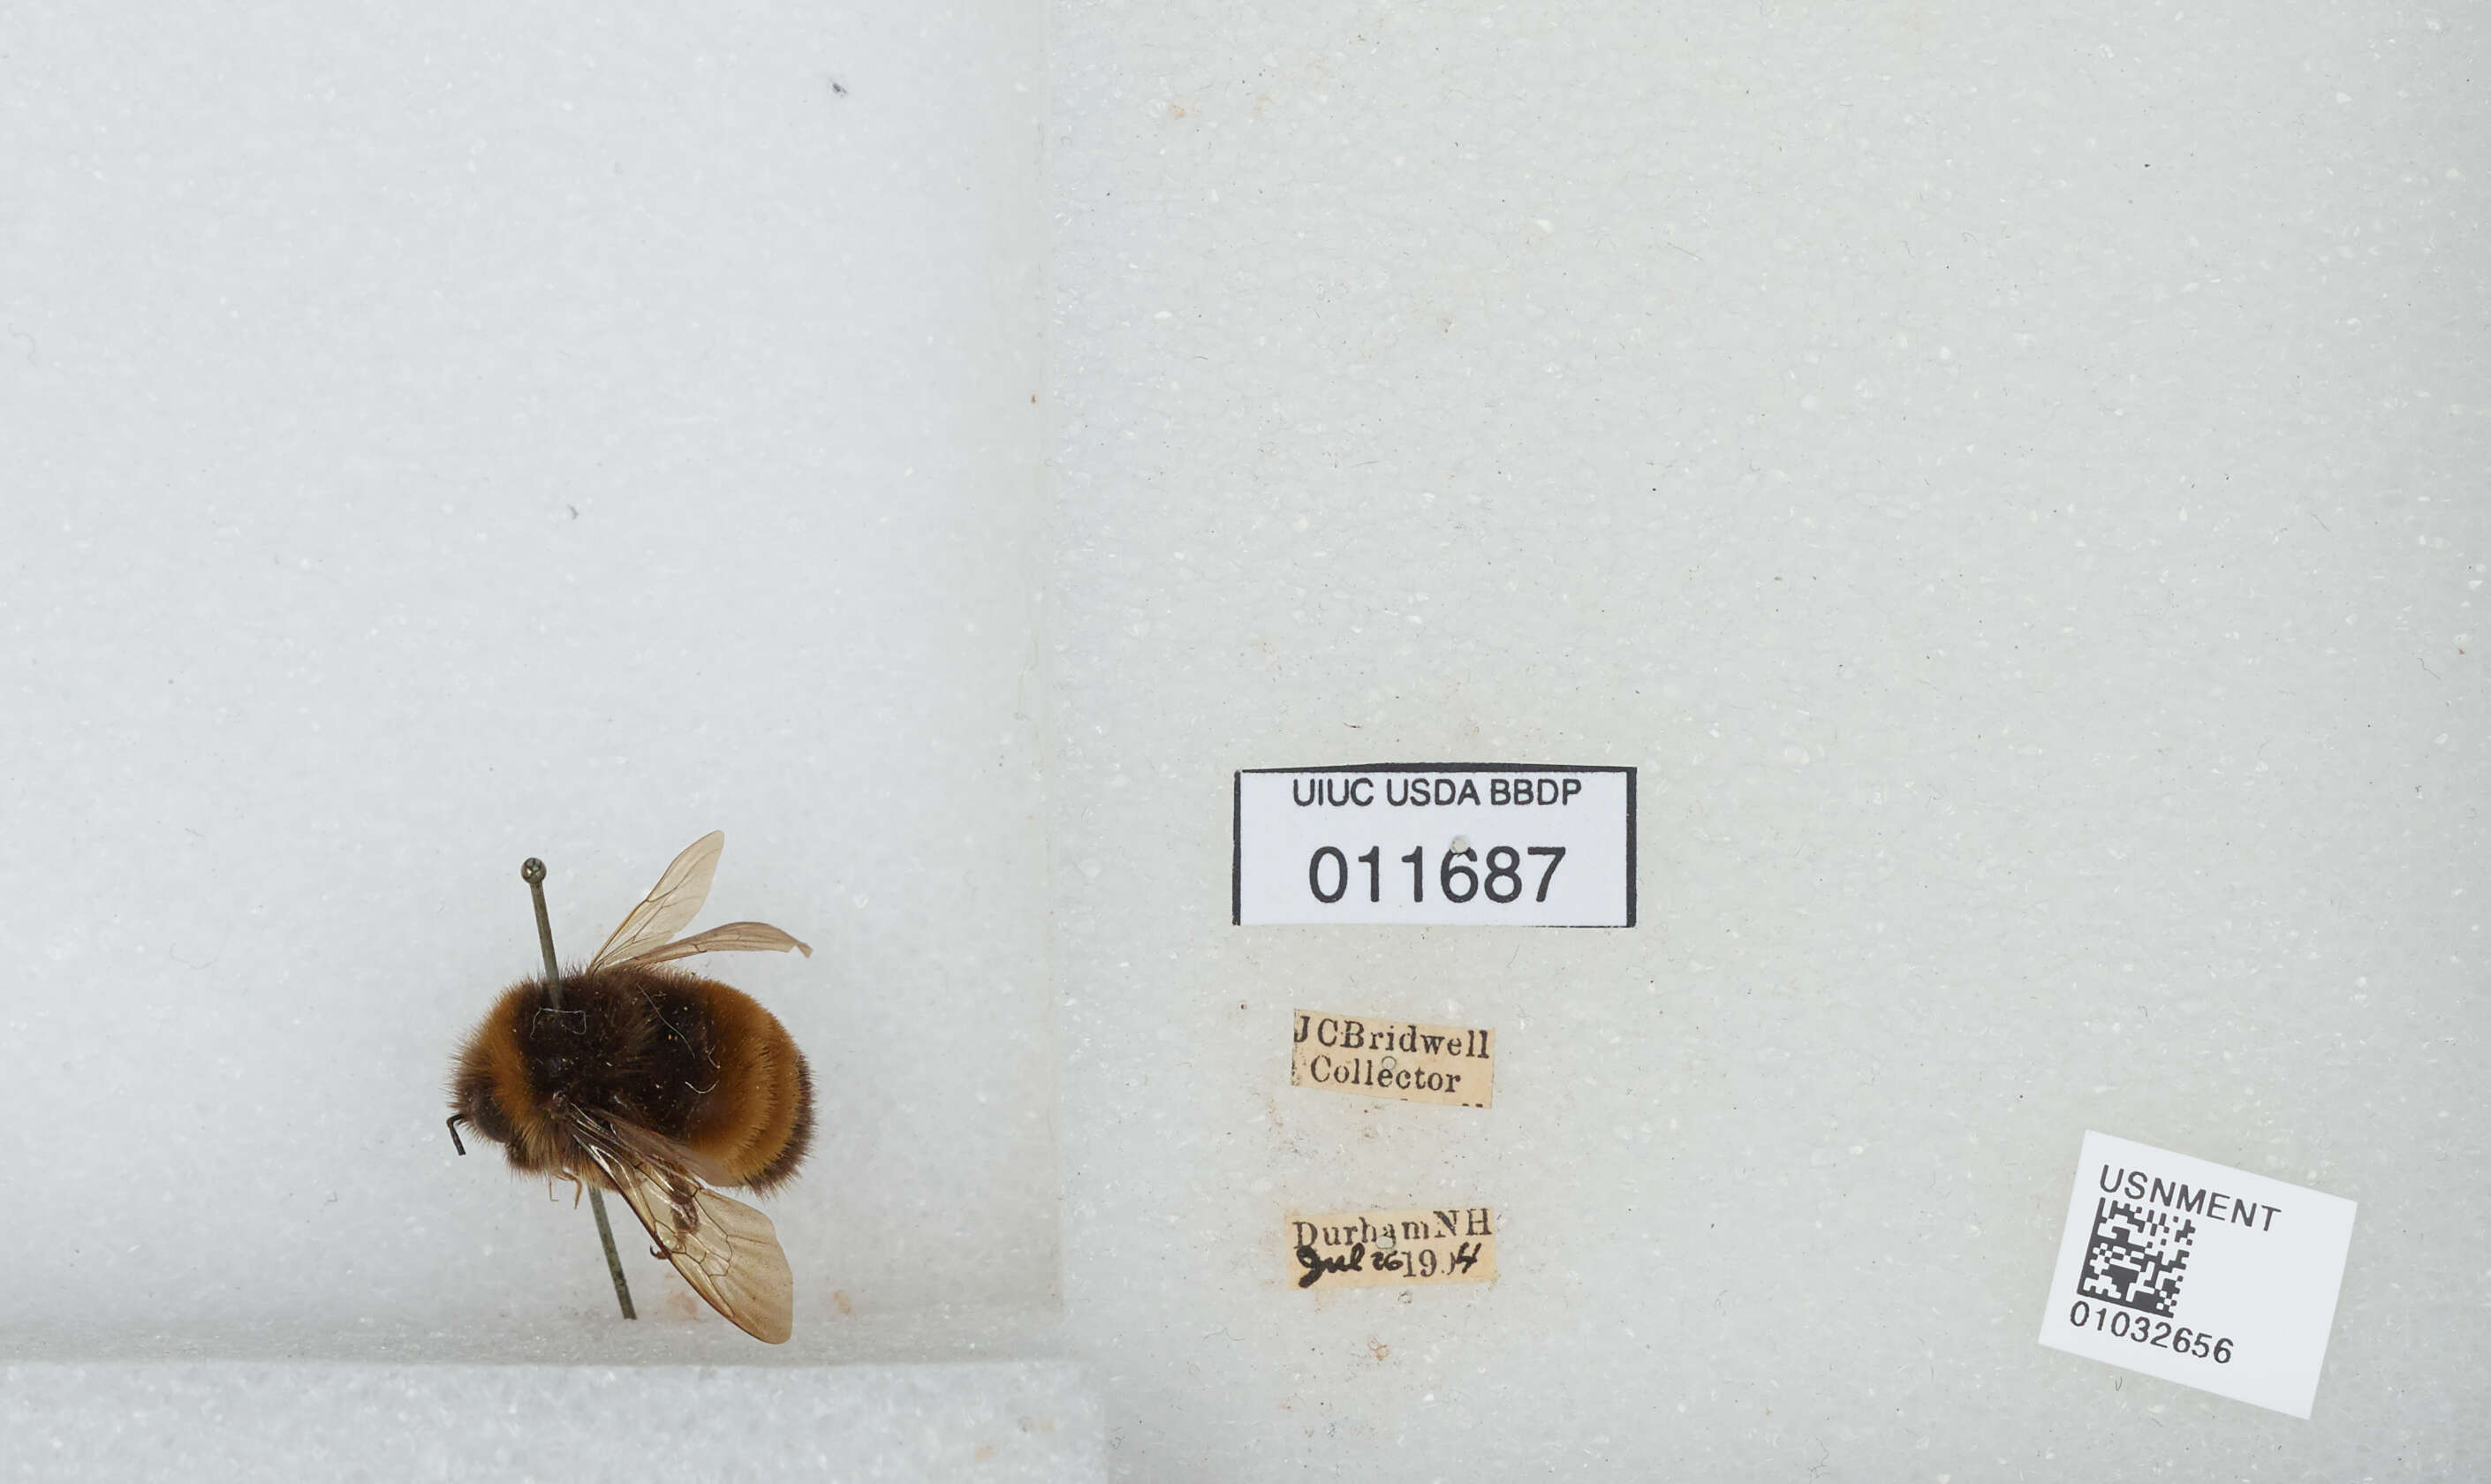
top-left (449, 831), bottom-right (814, 1343)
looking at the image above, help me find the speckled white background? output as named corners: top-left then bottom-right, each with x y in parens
top-left (1045, 1), bottom-right (2487, 1477)
top-left (2, 1359), bottom-right (1102, 1483)
top-left (0, 0), bottom-right (1054, 1339)
top-left (6, 0), bottom-right (2487, 1477)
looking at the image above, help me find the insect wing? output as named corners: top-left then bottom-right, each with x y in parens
top-left (588, 831), bottom-right (724, 972)
top-left (610, 920), bottom-right (814, 968)
top-left (577, 1117), bottom-right (795, 1344)
top-left (598, 1108), bottom-right (741, 1189)
top-left (617, 1170), bottom-right (796, 1345)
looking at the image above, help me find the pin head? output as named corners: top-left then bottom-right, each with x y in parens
top-left (522, 858), bottom-right (546, 885)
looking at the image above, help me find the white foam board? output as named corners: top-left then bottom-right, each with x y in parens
top-left (1044, 0), bottom-right (2487, 1475)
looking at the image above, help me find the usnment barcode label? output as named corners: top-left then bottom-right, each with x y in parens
top-left (2039, 1132), bottom-right (2356, 1419)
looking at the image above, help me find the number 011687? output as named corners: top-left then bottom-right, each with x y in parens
top-left (1233, 765), bottom-right (1634, 928)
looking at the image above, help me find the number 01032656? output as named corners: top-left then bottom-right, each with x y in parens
top-left (1233, 765), bottom-right (1634, 928)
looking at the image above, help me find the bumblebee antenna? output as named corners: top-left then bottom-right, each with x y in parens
top-left (523, 856), bottom-right (637, 1322)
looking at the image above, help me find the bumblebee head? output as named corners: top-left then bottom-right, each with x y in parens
top-left (446, 982), bottom-right (592, 1176)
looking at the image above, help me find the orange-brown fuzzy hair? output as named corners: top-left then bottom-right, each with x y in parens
top-left (449, 965), bottom-right (814, 1192)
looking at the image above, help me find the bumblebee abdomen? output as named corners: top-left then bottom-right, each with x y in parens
top-left (677, 976), bottom-right (814, 1192)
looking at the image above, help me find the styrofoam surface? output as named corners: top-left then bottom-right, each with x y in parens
top-left (0, 1358), bottom-right (1102, 1484)
top-left (1044, 1), bottom-right (2487, 1477)
top-left (0, 0), bottom-right (1051, 1334)
top-left (5, 0), bottom-right (2487, 1478)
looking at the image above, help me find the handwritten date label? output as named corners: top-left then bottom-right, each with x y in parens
top-left (1233, 764), bottom-right (1635, 927)
top-left (1291, 1010), bottom-right (1494, 1109)
top-left (1287, 1207), bottom-right (1497, 1291)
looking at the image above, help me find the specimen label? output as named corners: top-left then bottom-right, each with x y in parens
top-left (1287, 1207), bottom-right (1497, 1291)
top-left (1232, 764), bottom-right (1634, 926)
top-left (1290, 1009), bottom-right (1493, 1109)
top-left (2038, 1131), bottom-right (2357, 1419)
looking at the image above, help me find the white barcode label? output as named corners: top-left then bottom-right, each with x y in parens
top-left (2038, 1132), bottom-right (2357, 1419)
top-left (1232, 765), bottom-right (1634, 927)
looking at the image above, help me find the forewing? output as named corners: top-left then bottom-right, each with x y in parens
top-left (655, 1184), bottom-right (795, 1345)
top-left (613, 1172), bottom-right (796, 1345)
top-left (588, 831), bottom-right (724, 972)
top-left (573, 1112), bottom-right (795, 1344)
top-left (610, 920), bottom-right (813, 968)
top-left (600, 1109), bottom-right (740, 1189)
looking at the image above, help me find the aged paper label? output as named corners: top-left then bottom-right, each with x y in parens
top-left (1290, 1010), bottom-right (1494, 1108)
top-left (1286, 1207), bottom-right (1496, 1291)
